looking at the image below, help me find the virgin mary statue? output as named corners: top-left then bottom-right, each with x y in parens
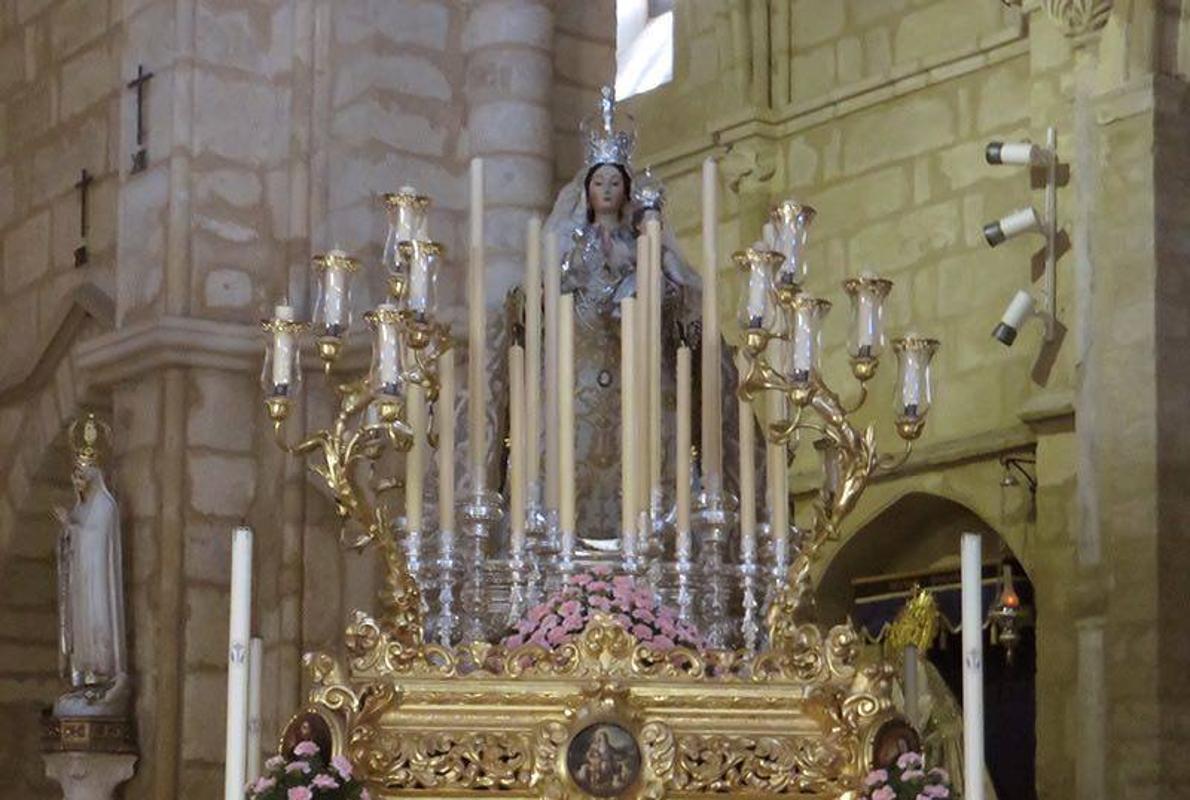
top-left (52, 414), bottom-right (130, 717)
top-left (544, 87), bottom-right (701, 541)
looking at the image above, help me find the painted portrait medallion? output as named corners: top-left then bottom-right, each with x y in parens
top-left (565, 721), bottom-right (642, 797)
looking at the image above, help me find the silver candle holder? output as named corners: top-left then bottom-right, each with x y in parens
top-left (457, 490), bottom-right (504, 643)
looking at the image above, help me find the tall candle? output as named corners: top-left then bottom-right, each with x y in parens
top-left (223, 526), bottom-right (253, 800)
top-left (635, 230), bottom-right (651, 516)
top-left (961, 532), bottom-right (986, 800)
top-left (675, 346), bottom-right (692, 543)
top-left (375, 303), bottom-right (401, 389)
top-left (524, 217), bottom-right (543, 498)
top-left (509, 345), bottom-right (526, 554)
top-left (700, 157), bottom-right (723, 491)
top-left (405, 383), bottom-right (426, 532)
top-left (543, 231), bottom-right (560, 510)
top-left (246, 637), bottom-right (263, 781)
top-left (271, 305), bottom-right (295, 388)
top-left (467, 158), bottom-right (486, 492)
top-left (559, 295), bottom-right (576, 546)
top-left (437, 350), bottom-right (456, 534)
top-left (646, 217), bottom-right (663, 498)
top-left (904, 644), bottom-right (920, 726)
top-left (766, 342), bottom-right (788, 547)
top-left (737, 355), bottom-right (756, 562)
top-left (620, 297), bottom-right (638, 545)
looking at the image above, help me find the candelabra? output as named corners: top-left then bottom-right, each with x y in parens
top-left (261, 189), bottom-right (452, 649)
top-left (733, 200), bottom-right (940, 639)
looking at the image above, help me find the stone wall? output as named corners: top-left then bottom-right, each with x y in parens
top-left (623, 1), bottom-right (1189, 798)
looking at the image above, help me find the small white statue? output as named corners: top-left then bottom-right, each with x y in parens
top-left (52, 414), bottom-right (130, 717)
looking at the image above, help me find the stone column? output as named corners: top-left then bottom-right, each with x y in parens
top-left (463, 0), bottom-right (555, 303)
top-left (44, 753), bottom-right (137, 800)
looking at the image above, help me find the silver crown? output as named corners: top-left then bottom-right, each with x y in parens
top-left (582, 86), bottom-right (636, 169)
top-left (631, 167), bottom-right (665, 211)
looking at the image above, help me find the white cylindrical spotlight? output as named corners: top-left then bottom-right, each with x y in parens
top-left (983, 206), bottom-right (1040, 248)
top-left (985, 141), bottom-right (1040, 166)
top-left (992, 290), bottom-right (1036, 346)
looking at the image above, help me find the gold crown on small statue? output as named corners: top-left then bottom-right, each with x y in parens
top-left (582, 85), bottom-right (636, 169)
top-left (69, 413), bottom-right (110, 469)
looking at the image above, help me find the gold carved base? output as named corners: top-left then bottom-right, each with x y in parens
top-left (41, 713), bottom-right (137, 755)
top-left (292, 614), bottom-right (910, 799)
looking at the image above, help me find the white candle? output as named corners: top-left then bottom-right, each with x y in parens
top-left (635, 232), bottom-right (651, 517)
top-left (406, 383), bottom-right (426, 532)
top-left (468, 158), bottom-right (486, 492)
top-left (766, 342), bottom-right (788, 546)
top-left (620, 297), bottom-right (637, 545)
top-left (409, 247), bottom-right (429, 312)
top-left (961, 532), bottom-right (986, 800)
top-left (271, 305), bottom-right (295, 388)
top-left (375, 303), bottom-right (401, 388)
top-left (700, 157), bottom-right (722, 491)
top-left (396, 184), bottom-right (421, 240)
top-left (746, 265), bottom-right (767, 325)
top-left (323, 253), bottom-right (348, 329)
top-left (223, 526), bottom-right (253, 800)
top-left (903, 643), bottom-right (920, 727)
top-left (559, 294), bottom-right (576, 545)
top-left (543, 230), bottom-right (560, 510)
top-left (246, 637), bottom-right (263, 781)
top-left (646, 217), bottom-right (662, 498)
top-left (509, 345), bottom-right (526, 554)
top-left (524, 217), bottom-right (543, 497)
top-left (675, 346), bottom-right (692, 545)
top-left (437, 350), bottom-right (456, 534)
top-left (737, 354), bottom-right (756, 562)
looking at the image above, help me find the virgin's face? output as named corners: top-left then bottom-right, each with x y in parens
top-left (588, 165), bottom-right (626, 215)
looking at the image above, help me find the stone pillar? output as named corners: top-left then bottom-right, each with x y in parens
top-left (44, 753), bottom-right (137, 800)
top-left (463, 0), bottom-right (555, 303)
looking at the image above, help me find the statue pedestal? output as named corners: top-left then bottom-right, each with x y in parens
top-left (43, 752), bottom-right (136, 800)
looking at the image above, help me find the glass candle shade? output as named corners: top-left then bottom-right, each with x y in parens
top-left (788, 294), bottom-right (832, 387)
top-left (260, 304), bottom-right (305, 397)
top-left (770, 200), bottom-right (816, 288)
top-left (814, 437), bottom-right (842, 505)
top-left (311, 250), bottom-right (360, 339)
top-left (366, 304), bottom-right (404, 400)
top-left (396, 240), bottom-right (443, 319)
top-left (842, 274), bottom-right (893, 362)
top-left (892, 335), bottom-right (940, 435)
top-left (733, 248), bottom-right (784, 334)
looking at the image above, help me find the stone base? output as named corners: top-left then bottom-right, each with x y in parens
top-left (43, 752), bottom-right (137, 800)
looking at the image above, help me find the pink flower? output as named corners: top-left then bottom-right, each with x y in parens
top-left (529, 630), bottom-right (549, 648)
top-left (901, 769), bottom-right (925, 781)
top-left (265, 755), bottom-right (286, 771)
top-left (592, 565), bottom-right (611, 576)
top-left (505, 634), bottom-right (524, 648)
top-left (285, 761), bottom-right (311, 774)
top-left (923, 785), bottom-right (949, 798)
top-left (614, 613), bottom-right (632, 628)
top-left (896, 752), bottom-right (923, 770)
top-left (634, 607), bottom-right (656, 623)
top-left (572, 573), bottom-right (592, 586)
top-left (331, 755), bottom-right (354, 781)
top-left (288, 788), bottom-right (313, 800)
top-left (928, 768), bottom-right (950, 784)
top-left (633, 589), bottom-right (653, 606)
top-left (863, 769), bottom-right (888, 787)
top-left (252, 776), bottom-right (277, 793)
top-left (559, 600), bottom-right (581, 616)
top-left (562, 614), bottom-right (584, 631)
top-left (652, 635), bottom-right (675, 649)
top-left (657, 619), bottom-right (677, 637)
top-left (547, 626), bottom-right (568, 645)
top-left (312, 773), bottom-right (340, 790)
top-left (527, 604), bottom-right (550, 623)
top-left (872, 786), bottom-right (896, 800)
top-left (540, 613), bottom-right (560, 631)
top-left (589, 596), bottom-right (612, 611)
top-left (293, 740), bottom-right (320, 757)
top-left (588, 581), bottom-right (609, 592)
top-left (612, 575), bottom-right (634, 590)
top-left (632, 623), bottom-right (653, 640)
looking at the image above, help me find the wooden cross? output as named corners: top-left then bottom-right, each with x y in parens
top-left (74, 169), bottom-right (93, 267)
top-left (126, 64), bottom-right (153, 173)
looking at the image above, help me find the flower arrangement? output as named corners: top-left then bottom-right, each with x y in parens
top-left (502, 567), bottom-right (702, 651)
top-left (245, 742), bottom-right (370, 800)
top-left (861, 752), bottom-right (951, 800)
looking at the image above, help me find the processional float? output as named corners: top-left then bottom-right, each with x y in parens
top-left (259, 88), bottom-right (939, 799)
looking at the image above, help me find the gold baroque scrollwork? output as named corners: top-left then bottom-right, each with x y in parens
top-left (358, 731), bottom-right (534, 791)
